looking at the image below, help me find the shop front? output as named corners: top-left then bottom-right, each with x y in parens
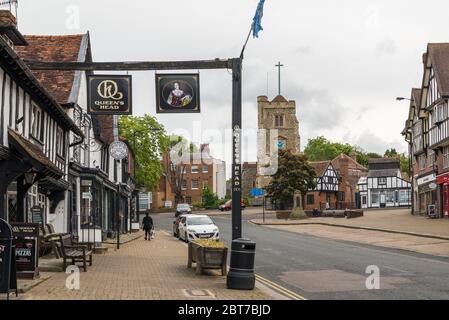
top-left (438, 173), bottom-right (449, 219)
top-left (417, 173), bottom-right (437, 216)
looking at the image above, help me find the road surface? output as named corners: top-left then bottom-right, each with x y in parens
top-left (151, 210), bottom-right (449, 300)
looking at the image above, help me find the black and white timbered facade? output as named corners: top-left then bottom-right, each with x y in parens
top-left (305, 161), bottom-right (342, 210)
top-left (358, 159), bottom-right (411, 209)
top-left (0, 19), bottom-right (83, 224)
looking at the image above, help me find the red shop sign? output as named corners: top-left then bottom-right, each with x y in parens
top-left (438, 174), bottom-right (449, 185)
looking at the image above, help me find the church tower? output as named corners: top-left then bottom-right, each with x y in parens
top-left (256, 95), bottom-right (301, 189)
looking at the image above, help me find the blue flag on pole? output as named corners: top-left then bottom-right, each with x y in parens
top-left (252, 0), bottom-right (266, 38)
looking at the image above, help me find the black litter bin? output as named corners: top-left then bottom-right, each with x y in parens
top-left (227, 238), bottom-right (256, 290)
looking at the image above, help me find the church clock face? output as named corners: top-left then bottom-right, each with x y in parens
top-left (277, 140), bottom-right (286, 150)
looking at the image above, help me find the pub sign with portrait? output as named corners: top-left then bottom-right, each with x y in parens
top-left (156, 74), bottom-right (200, 114)
top-left (87, 75), bottom-right (132, 115)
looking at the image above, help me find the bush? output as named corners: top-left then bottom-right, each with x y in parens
top-left (202, 187), bottom-right (219, 209)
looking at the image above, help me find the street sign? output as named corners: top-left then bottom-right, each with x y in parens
top-left (156, 73), bottom-right (200, 114)
top-left (109, 141), bottom-right (128, 160)
top-left (251, 188), bottom-right (265, 197)
top-left (87, 75), bottom-right (132, 115)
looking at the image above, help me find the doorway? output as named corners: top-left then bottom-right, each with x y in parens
top-left (380, 192), bottom-right (386, 208)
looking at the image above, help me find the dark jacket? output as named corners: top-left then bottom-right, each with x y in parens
top-left (142, 216), bottom-right (153, 231)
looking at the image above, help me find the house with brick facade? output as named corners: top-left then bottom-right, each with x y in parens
top-left (152, 144), bottom-right (226, 209)
top-left (332, 153), bottom-right (368, 208)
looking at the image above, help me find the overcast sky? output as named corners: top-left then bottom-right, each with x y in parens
top-left (18, 0), bottom-right (449, 173)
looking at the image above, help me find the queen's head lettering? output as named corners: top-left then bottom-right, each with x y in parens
top-left (97, 80), bottom-right (124, 100)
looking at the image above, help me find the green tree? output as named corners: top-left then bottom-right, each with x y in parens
top-left (304, 136), bottom-right (354, 161)
top-left (119, 115), bottom-right (168, 190)
top-left (201, 187), bottom-right (219, 209)
top-left (384, 149), bottom-right (398, 158)
top-left (265, 150), bottom-right (316, 210)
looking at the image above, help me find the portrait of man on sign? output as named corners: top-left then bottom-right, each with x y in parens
top-left (156, 74), bottom-right (200, 113)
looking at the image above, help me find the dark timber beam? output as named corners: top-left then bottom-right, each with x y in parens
top-left (24, 59), bottom-right (233, 71)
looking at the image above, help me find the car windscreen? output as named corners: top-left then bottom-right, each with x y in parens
top-left (187, 217), bottom-right (213, 226)
top-left (177, 204), bottom-right (190, 210)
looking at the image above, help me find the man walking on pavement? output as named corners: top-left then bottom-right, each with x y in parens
top-left (142, 212), bottom-right (154, 241)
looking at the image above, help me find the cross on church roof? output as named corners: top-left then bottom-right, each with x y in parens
top-left (275, 61), bottom-right (284, 96)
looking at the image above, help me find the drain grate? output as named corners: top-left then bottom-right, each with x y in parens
top-left (182, 289), bottom-right (215, 298)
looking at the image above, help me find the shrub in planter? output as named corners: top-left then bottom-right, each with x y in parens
top-left (188, 240), bottom-right (228, 276)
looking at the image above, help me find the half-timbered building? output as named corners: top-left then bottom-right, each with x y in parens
top-left (304, 161), bottom-right (341, 211)
top-left (357, 159), bottom-right (411, 209)
top-left (0, 9), bottom-right (84, 226)
top-left (402, 88), bottom-right (437, 215)
top-left (403, 43), bottom-right (449, 218)
top-left (15, 33), bottom-right (138, 241)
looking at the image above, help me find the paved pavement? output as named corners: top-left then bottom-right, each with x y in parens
top-left (152, 210), bottom-right (449, 300)
top-left (252, 209), bottom-right (449, 238)
top-left (19, 231), bottom-right (270, 300)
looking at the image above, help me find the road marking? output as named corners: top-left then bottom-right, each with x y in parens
top-left (255, 274), bottom-right (307, 300)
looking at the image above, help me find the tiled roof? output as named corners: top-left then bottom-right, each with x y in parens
top-left (428, 43), bottom-right (449, 97)
top-left (271, 95), bottom-right (289, 103)
top-left (8, 129), bottom-right (63, 179)
top-left (331, 154), bottom-right (367, 172)
top-left (309, 161), bottom-right (331, 177)
top-left (15, 34), bottom-right (85, 104)
top-left (412, 88), bottom-right (422, 109)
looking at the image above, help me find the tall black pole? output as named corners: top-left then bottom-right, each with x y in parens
top-left (231, 58), bottom-right (242, 240)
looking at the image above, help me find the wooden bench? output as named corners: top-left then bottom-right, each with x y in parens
top-left (59, 234), bottom-right (93, 272)
top-left (39, 224), bottom-right (68, 259)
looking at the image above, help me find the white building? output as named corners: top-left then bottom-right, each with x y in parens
top-left (358, 159), bottom-right (412, 209)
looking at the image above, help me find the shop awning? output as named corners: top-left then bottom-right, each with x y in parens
top-left (8, 129), bottom-right (63, 180)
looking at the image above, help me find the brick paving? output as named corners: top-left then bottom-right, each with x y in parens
top-left (20, 231), bottom-right (269, 300)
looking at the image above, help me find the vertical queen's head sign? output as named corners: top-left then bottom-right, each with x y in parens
top-left (87, 75), bottom-right (132, 115)
top-left (155, 74), bottom-right (200, 114)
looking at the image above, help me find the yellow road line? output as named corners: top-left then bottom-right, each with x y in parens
top-left (255, 274), bottom-right (307, 300)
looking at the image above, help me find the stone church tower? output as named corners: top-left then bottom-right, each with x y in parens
top-left (256, 95), bottom-right (301, 189)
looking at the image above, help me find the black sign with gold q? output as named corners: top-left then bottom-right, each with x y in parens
top-left (87, 75), bottom-right (132, 115)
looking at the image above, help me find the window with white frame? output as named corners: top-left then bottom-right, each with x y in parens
top-left (191, 165), bottom-right (199, 174)
top-left (181, 179), bottom-right (187, 190)
top-left (30, 103), bottom-right (43, 141)
top-left (443, 146), bottom-right (449, 169)
top-left (203, 180), bottom-right (209, 189)
top-left (202, 165), bottom-right (209, 173)
top-left (378, 177), bottom-right (387, 185)
top-left (191, 179), bottom-right (199, 190)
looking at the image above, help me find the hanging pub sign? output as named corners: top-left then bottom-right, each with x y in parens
top-left (155, 73), bottom-right (200, 114)
top-left (109, 141), bottom-right (129, 161)
top-left (87, 75), bottom-right (132, 115)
